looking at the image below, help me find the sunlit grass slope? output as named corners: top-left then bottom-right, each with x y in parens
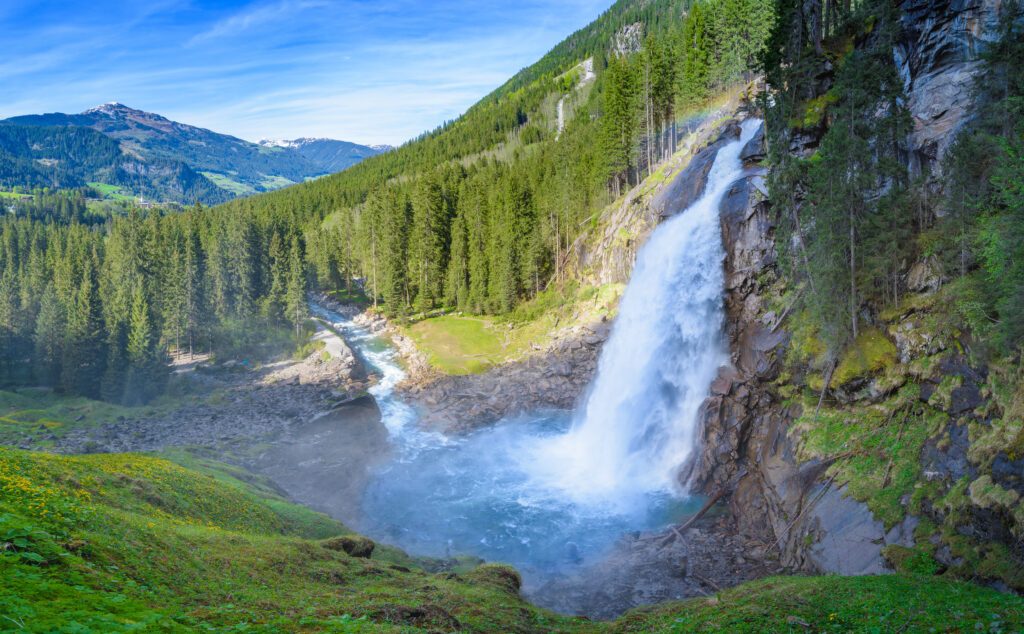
top-left (1, 445), bottom-right (1021, 632)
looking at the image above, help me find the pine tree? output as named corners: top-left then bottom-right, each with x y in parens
top-left (62, 257), bottom-right (105, 397)
top-left (445, 209), bottom-right (470, 308)
top-left (410, 174), bottom-right (451, 310)
top-left (285, 236), bottom-right (308, 339)
top-left (124, 286), bottom-right (165, 404)
top-left (600, 54), bottom-right (640, 195)
top-left (34, 284), bottom-right (65, 387)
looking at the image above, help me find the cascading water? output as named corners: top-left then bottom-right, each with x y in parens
top-left (523, 118), bottom-right (761, 508)
top-left (300, 119), bottom-right (760, 610)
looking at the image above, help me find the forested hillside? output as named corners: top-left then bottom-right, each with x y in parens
top-left (215, 0), bottom-right (773, 315)
top-left (0, 123), bottom-right (227, 203)
top-left (0, 0), bottom-right (773, 403)
top-left (763, 0), bottom-right (1024, 358)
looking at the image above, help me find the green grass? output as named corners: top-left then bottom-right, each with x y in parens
top-left (201, 172), bottom-right (257, 196)
top-left (259, 175), bottom-right (297, 190)
top-left (0, 447), bottom-right (589, 633)
top-left (400, 282), bottom-right (623, 375)
top-left (87, 182), bottom-right (135, 201)
top-left (610, 574), bottom-right (1023, 633)
top-left (326, 287), bottom-right (371, 307)
top-left (0, 388), bottom-right (191, 448)
top-left (403, 316), bottom-right (509, 374)
top-left (1, 446), bottom-right (1020, 632)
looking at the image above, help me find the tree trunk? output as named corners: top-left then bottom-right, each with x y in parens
top-left (849, 206), bottom-right (858, 339)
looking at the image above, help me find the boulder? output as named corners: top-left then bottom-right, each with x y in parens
top-left (739, 122), bottom-right (766, 165)
top-left (906, 255), bottom-right (946, 293)
top-left (323, 535), bottom-right (375, 558)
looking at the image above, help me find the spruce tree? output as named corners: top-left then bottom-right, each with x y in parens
top-left (285, 236), bottom-right (308, 339)
top-left (34, 284), bottom-right (65, 387)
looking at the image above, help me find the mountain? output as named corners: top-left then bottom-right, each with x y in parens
top-left (0, 121), bottom-right (230, 204)
top-left (258, 137), bottom-right (391, 173)
top-left (0, 103), bottom-right (385, 203)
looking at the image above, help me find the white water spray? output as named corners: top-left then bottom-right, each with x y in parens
top-left (523, 119), bottom-right (760, 508)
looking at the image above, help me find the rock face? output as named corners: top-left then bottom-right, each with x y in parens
top-left (399, 320), bottom-right (610, 433)
top-left (895, 0), bottom-right (1004, 174)
top-left (687, 1), bottom-right (1020, 578)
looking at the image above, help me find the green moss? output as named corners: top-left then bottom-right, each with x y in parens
top-left (938, 476), bottom-right (973, 527)
top-left (794, 92), bottom-right (839, 129)
top-left (968, 417), bottom-right (1024, 468)
top-left (969, 475), bottom-right (1021, 517)
top-left (882, 545), bottom-right (940, 576)
top-left (786, 309), bottom-right (828, 369)
top-left (978, 542), bottom-right (1024, 591)
top-left (831, 328), bottom-right (898, 388)
top-left (795, 389), bottom-right (945, 528)
top-left (930, 374), bottom-right (963, 411)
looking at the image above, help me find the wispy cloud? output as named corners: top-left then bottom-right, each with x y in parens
top-left (187, 0), bottom-right (330, 46)
top-left (0, 0), bottom-right (613, 145)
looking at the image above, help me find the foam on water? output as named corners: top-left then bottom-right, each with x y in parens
top-left (519, 119), bottom-right (760, 510)
top-left (309, 118), bottom-right (760, 592)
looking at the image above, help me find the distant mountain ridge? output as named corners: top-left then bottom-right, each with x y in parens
top-left (258, 137), bottom-right (391, 173)
top-left (0, 103), bottom-right (386, 203)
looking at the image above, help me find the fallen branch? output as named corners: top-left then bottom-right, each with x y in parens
top-left (692, 572), bottom-right (722, 592)
top-left (660, 469), bottom-right (748, 548)
top-left (677, 488), bottom-right (730, 533)
top-left (767, 468), bottom-right (845, 555)
top-left (814, 359), bottom-right (836, 418)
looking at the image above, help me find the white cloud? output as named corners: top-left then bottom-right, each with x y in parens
top-left (186, 0), bottom-right (330, 46)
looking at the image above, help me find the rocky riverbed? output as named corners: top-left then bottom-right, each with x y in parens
top-left (55, 317), bottom-right (370, 456)
top-left (325, 296), bottom-right (611, 434)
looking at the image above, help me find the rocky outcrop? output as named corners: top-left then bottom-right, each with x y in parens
top-left (399, 319), bottom-right (610, 433)
top-left (895, 0), bottom-right (1004, 174)
top-left (689, 0), bottom-right (1024, 577)
top-left (686, 118), bottom-right (919, 575)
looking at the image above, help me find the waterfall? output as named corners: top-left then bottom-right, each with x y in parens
top-left (524, 119), bottom-right (760, 509)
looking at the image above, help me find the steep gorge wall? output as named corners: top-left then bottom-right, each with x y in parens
top-left (689, 0), bottom-right (1023, 583)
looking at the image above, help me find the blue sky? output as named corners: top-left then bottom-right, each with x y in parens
top-left (0, 0), bottom-right (613, 145)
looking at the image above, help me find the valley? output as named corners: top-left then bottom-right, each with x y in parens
top-left (2, 0), bottom-right (1024, 631)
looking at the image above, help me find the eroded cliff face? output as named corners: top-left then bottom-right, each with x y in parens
top-left (896, 0), bottom-right (1003, 175)
top-left (687, 127), bottom-right (920, 573)
top-left (689, 1), bottom-right (1024, 584)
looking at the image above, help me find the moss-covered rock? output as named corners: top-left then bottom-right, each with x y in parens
top-left (323, 534), bottom-right (376, 558)
top-left (465, 563), bottom-right (523, 594)
top-left (831, 328), bottom-right (898, 389)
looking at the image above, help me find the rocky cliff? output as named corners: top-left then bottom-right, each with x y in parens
top-left (685, 0), bottom-right (1024, 589)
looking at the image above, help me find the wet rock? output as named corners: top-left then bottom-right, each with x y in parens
top-left (739, 122), bottom-right (766, 165)
top-left (653, 120), bottom-right (741, 219)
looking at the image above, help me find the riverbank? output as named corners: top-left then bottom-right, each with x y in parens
top-left (316, 292), bottom-right (613, 433)
top-left (49, 316), bottom-right (369, 456)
